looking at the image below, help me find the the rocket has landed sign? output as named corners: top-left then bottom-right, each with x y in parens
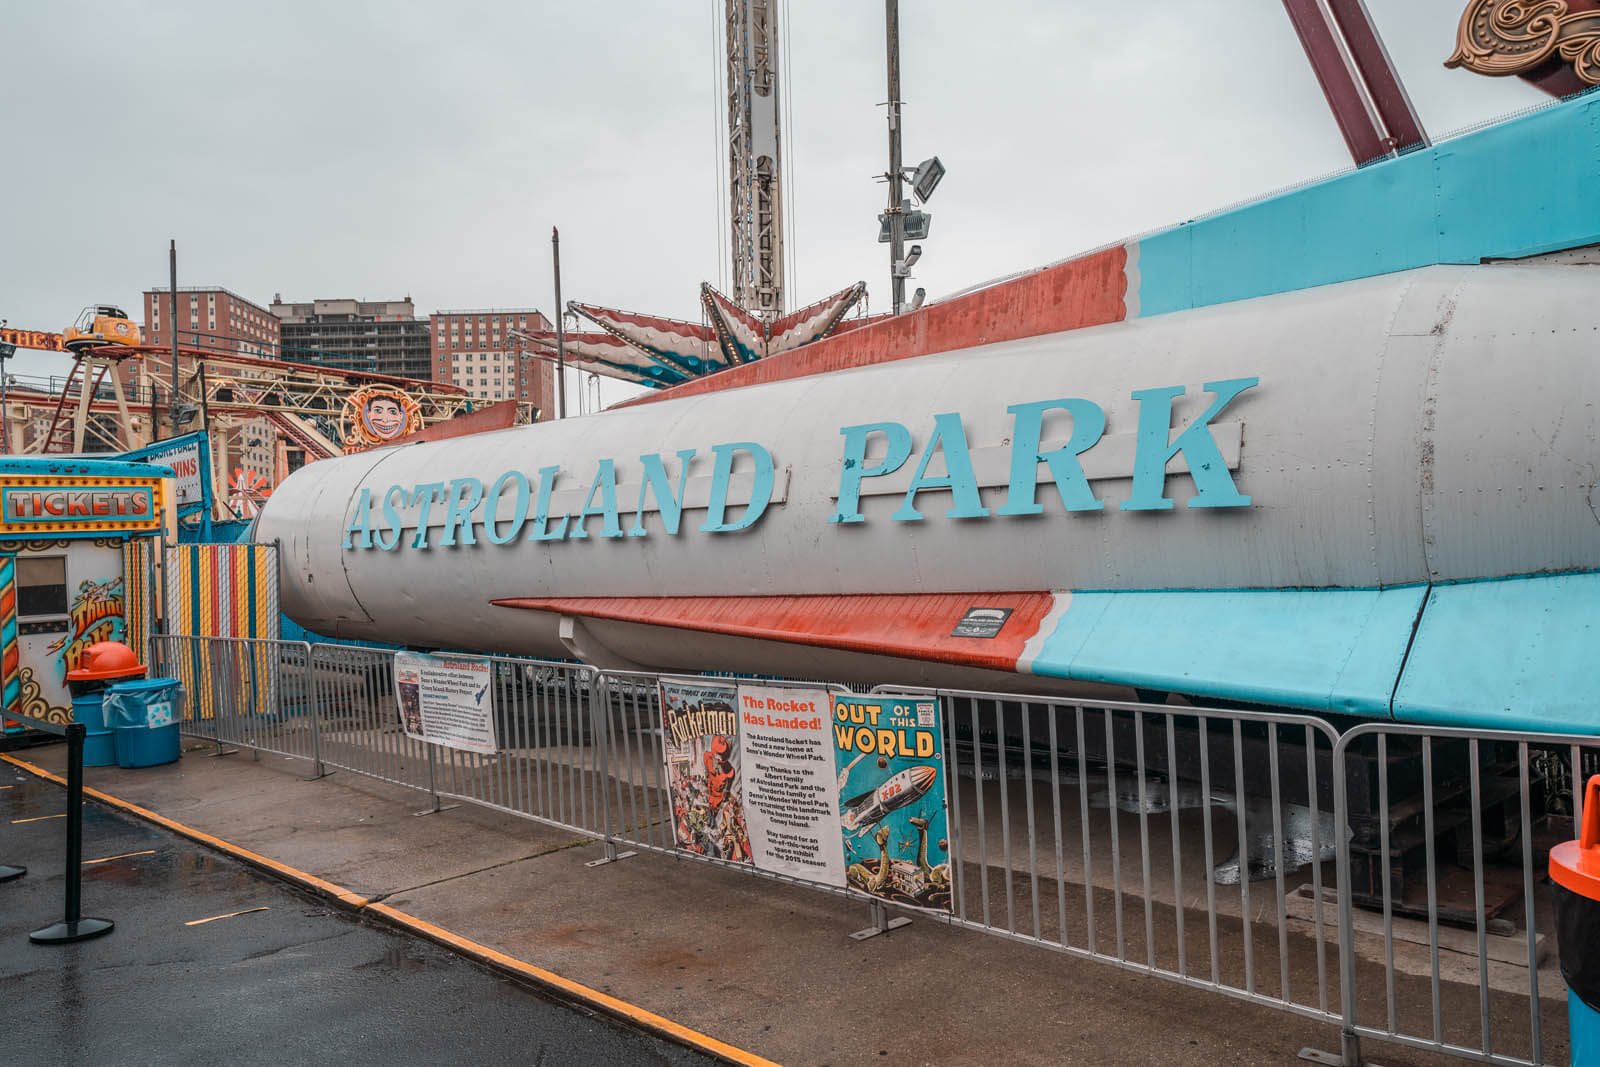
top-left (660, 681), bottom-right (952, 912)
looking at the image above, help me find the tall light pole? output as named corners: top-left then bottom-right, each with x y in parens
top-left (551, 227), bottom-right (567, 420)
top-left (885, 0), bottom-right (906, 315)
top-left (168, 240), bottom-right (180, 433)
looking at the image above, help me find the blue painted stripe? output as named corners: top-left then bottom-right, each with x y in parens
top-left (1027, 587), bottom-right (1425, 718)
top-left (1135, 90), bottom-right (1600, 317)
top-left (1392, 572), bottom-right (1600, 735)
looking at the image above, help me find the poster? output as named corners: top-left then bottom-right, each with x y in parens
top-left (394, 652), bottom-right (498, 755)
top-left (831, 694), bottom-right (953, 913)
top-left (736, 684), bottom-right (846, 886)
top-left (659, 679), bottom-right (751, 862)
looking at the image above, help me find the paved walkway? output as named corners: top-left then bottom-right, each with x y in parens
top-left (0, 768), bottom-right (715, 1067)
top-left (2, 742), bottom-right (1475, 1065)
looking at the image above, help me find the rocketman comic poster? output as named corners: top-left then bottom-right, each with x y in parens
top-left (830, 693), bottom-right (953, 913)
top-left (659, 678), bottom-right (752, 864)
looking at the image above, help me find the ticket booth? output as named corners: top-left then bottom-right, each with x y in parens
top-left (0, 457), bottom-right (171, 738)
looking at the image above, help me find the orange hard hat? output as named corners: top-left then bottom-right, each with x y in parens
top-left (65, 641), bottom-right (145, 681)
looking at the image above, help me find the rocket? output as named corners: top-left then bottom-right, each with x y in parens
top-left (257, 93), bottom-right (1600, 734)
top-left (841, 765), bottom-right (939, 833)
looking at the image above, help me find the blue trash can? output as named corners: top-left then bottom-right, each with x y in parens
top-left (104, 678), bottom-right (184, 769)
top-left (66, 642), bottom-right (148, 768)
top-left (69, 691), bottom-right (117, 767)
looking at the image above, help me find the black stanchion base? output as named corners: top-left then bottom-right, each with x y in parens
top-left (0, 864), bottom-right (24, 882)
top-left (29, 917), bottom-right (113, 944)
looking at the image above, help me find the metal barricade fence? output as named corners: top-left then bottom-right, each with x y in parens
top-left (421, 653), bottom-right (607, 836)
top-left (305, 643), bottom-right (432, 794)
top-left (138, 634), bottom-right (1592, 1064)
top-left (890, 688), bottom-right (1348, 1028)
top-left (1333, 723), bottom-right (1598, 1067)
top-left (152, 634), bottom-right (317, 766)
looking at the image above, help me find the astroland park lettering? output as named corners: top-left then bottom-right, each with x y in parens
top-left (341, 378), bottom-right (1258, 552)
top-left (833, 699), bottom-right (936, 758)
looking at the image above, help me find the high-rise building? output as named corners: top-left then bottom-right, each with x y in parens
top-left (143, 286), bottom-right (280, 358)
top-left (430, 308), bottom-right (556, 418)
top-left (269, 296), bottom-right (432, 380)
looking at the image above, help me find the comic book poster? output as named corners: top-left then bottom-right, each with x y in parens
top-left (831, 693), bottom-right (952, 913)
top-left (659, 678), bottom-right (752, 864)
top-left (736, 684), bottom-right (846, 887)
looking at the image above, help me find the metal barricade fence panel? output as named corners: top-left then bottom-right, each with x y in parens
top-left (924, 690), bottom-right (1344, 1025)
top-left (152, 634), bottom-right (314, 763)
top-left (1334, 723), bottom-right (1597, 1067)
top-left (421, 654), bottom-right (606, 838)
top-left (306, 644), bottom-right (431, 793)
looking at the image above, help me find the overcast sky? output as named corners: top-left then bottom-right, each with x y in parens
top-left (0, 1), bottom-right (1545, 402)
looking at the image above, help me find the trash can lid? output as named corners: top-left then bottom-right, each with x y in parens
top-left (1551, 775), bottom-right (1600, 901)
top-left (106, 677), bottom-right (178, 693)
top-left (65, 642), bottom-right (145, 681)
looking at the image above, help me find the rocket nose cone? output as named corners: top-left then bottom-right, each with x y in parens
top-left (912, 765), bottom-right (937, 791)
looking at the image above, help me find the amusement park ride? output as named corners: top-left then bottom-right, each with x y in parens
top-left (0, 312), bottom-right (497, 519)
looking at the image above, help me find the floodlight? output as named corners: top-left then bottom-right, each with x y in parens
top-left (909, 156), bottom-right (946, 203)
top-left (0, 342), bottom-right (14, 360)
top-left (880, 211), bottom-right (933, 243)
top-left (909, 288), bottom-right (926, 311)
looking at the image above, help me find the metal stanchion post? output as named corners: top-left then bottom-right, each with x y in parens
top-left (585, 672), bottom-right (635, 868)
top-left (305, 647), bottom-right (328, 781)
top-left (30, 724), bottom-right (113, 944)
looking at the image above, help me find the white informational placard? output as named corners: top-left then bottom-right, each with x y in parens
top-left (736, 684), bottom-right (847, 888)
top-left (394, 652), bottom-right (498, 755)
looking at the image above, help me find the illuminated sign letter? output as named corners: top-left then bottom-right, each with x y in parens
top-left (998, 398), bottom-right (1106, 515)
top-left (438, 477), bottom-right (484, 547)
top-left (1121, 377), bottom-right (1257, 511)
top-left (892, 412), bottom-right (989, 521)
top-left (830, 421), bottom-right (912, 524)
top-left (375, 485), bottom-right (407, 551)
top-left (568, 459), bottom-right (624, 540)
top-left (700, 442), bottom-right (774, 534)
top-left (483, 471), bottom-right (530, 546)
top-left (409, 483), bottom-right (446, 548)
top-left (527, 465), bottom-right (570, 542)
top-left (344, 488), bottom-right (374, 549)
top-left (630, 449), bottom-right (696, 537)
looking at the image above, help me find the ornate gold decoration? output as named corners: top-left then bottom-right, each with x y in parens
top-left (342, 385), bottom-right (422, 453)
top-left (1447, 1), bottom-right (1600, 85)
top-left (16, 667), bottom-right (68, 726)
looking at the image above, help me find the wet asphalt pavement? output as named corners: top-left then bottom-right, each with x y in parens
top-left (0, 765), bottom-right (717, 1067)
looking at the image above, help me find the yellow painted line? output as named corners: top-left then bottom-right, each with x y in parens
top-left (11, 812), bottom-right (65, 823)
top-left (364, 902), bottom-right (781, 1067)
top-left (0, 751), bottom-right (776, 1067)
top-left (83, 849), bottom-right (157, 865)
top-left (0, 753), bottom-right (369, 910)
top-left (186, 906), bottom-right (270, 927)
top-left (0, 783), bottom-right (14, 789)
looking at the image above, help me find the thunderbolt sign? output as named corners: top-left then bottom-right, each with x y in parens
top-left (342, 377), bottom-right (1258, 552)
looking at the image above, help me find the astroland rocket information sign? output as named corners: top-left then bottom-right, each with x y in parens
top-left (394, 652), bottom-right (498, 755)
top-left (659, 682), bottom-right (951, 912)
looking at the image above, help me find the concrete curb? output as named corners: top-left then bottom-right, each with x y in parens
top-left (1, 752), bottom-right (781, 1067)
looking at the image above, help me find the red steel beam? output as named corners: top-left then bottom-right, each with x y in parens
top-left (1283, 0), bottom-right (1429, 165)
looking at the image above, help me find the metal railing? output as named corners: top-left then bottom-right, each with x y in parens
top-left (154, 633), bottom-right (1590, 1065)
top-left (1333, 724), bottom-right (1597, 1066)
